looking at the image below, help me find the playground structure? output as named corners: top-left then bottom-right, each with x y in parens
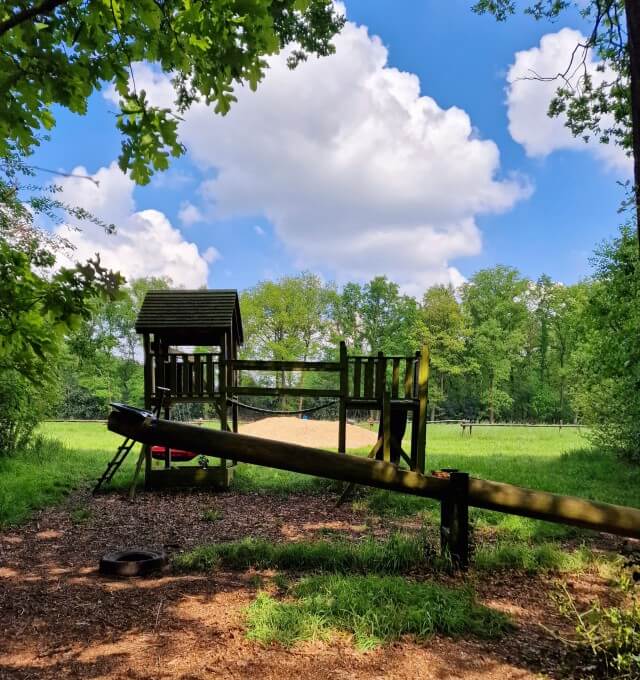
top-left (96, 289), bottom-right (430, 492)
top-left (98, 288), bottom-right (640, 567)
top-left (108, 403), bottom-right (640, 568)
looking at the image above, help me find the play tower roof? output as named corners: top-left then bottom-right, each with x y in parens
top-left (135, 289), bottom-right (243, 347)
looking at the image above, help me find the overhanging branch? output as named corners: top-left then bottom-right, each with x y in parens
top-left (0, 0), bottom-right (70, 38)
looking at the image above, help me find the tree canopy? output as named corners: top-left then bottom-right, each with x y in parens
top-left (1, 0), bottom-right (345, 183)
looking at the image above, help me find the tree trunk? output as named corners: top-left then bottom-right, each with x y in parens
top-left (625, 0), bottom-right (640, 249)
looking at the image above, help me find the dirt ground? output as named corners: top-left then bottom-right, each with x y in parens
top-left (0, 487), bottom-right (627, 680)
top-left (239, 416), bottom-right (378, 449)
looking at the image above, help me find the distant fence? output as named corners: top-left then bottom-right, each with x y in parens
top-left (45, 417), bottom-right (584, 429)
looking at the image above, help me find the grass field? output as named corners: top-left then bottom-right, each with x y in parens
top-left (1, 421), bottom-right (639, 539)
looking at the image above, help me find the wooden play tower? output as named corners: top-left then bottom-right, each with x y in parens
top-left (130, 288), bottom-right (429, 491)
top-left (136, 289), bottom-right (243, 489)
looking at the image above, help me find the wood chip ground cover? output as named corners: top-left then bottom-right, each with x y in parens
top-left (0, 488), bottom-right (631, 679)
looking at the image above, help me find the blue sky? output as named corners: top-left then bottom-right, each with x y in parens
top-left (33, 1), bottom-right (629, 294)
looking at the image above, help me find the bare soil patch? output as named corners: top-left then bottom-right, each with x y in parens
top-left (239, 417), bottom-right (377, 449)
top-left (0, 488), bottom-right (624, 680)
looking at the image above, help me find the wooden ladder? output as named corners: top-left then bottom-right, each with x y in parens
top-left (93, 438), bottom-right (137, 494)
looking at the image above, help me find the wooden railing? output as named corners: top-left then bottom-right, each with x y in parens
top-left (146, 342), bottom-right (429, 471)
top-left (346, 353), bottom-right (419, 402)
top-left (149, 350), bottom-right (424, 404)
top-left (150, 352), bottom-right (222, 401)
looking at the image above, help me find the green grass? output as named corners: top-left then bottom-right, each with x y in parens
top-left (0, 436), bottom-right (112, 526)
top-left (70, 506), bottom-right (92, 524)
top-left (246, 574), bottom-right (511, 649)
top-left (473, 541), bottom-right (617, 574)
top-left (201, 508), bottom-right (223, 522)
top-left (174, 534), bottom-right (613, 577)
top-left (173, 533), bottom-right (443, 574)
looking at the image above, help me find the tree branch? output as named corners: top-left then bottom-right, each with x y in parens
top-left (0, 0), bottom-right (69, 38)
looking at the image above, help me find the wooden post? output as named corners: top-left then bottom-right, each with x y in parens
top-left (143, 333), bottom-right (152, 410)
top-left (219, 335), bottom-right (229, 468)
top-left (338, 341), bottom-right (348, 453)
top-left (143, 334), bottom-right (152, 488)
top-left (415, 346), bottom-right (429, 474)
top-left (231, 341), bottom-right (239, 434)
top-left (163, 402), bottom-right (171, 469)
top-left (375, 351), bottom-right (386, 399)
top-left (440, 470), bottom-right (469, 571)
top-left (382, 389), bottom-right (391, 462)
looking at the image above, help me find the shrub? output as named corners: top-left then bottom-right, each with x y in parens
top-left (555, 577), bottom-right (640, 679)
top-left (0, 369), bottom-right (57, 455)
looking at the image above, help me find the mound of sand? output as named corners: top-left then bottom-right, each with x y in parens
top-left (239, 416), bottom-right (377, 449)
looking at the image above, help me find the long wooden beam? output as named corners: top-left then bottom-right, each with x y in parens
top-left (108, 408), bottom-right (640, 539)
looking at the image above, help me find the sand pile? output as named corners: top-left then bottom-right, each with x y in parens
top-left (239, 416), bottom-right (377, 449)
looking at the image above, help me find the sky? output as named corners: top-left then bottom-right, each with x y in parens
top-left (31, 1), bottom-right (631, 294)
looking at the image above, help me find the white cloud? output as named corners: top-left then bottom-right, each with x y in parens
top-left (54, 162), bottom-right (212, 287)
top-left (178, 200), bottom-right (204, 227)
top-left (107, 16), bottom-right (531, 290)
top-left (507, 28), bottom-right (631, 173)
top-left (202, 246), bottom-right (221, 263)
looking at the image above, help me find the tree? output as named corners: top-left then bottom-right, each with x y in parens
top-left (412, 285), bottom-right (469, 420)
top-left (240, 273), bottom-right (335, 407)
top-left (359, 277), bottom-right (418, 356)
top-left (0, 156), bottom-right (122, 384)
top-left (1, 0), bottom-right (344, 183)
top-left (473, 1), bottom-right (640, 246)
top-left (331, 282), bottom-right (364, 353)
top-left (60, 276), bottom-right (169, 415)
top-left (461, 266), bottom-right (529, 422)
top-left (571, 225), bottom-right (640, 459)
top-left (0, 154), bottom-right (122, 450)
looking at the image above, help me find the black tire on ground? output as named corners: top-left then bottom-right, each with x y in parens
top-left (99, 549), bottom-right (166, 577)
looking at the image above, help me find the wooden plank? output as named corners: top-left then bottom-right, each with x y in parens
top-left (187, 356), bottom-right (194, 395)
top-left (382, 389), bottom-right (391, 462)
top-left (147, 466), bottom-right (234, 490)
top-left (391, 358), bottom-right (400, 399)
top-left (415, 347), bottom-right (429, 474)
top-left (230, 360), bottom-right (341, 372)
top-left (194, 355), bottom-right (203, 396)
top-left (143, 334), bottom-right (152, 409)
top-left (353, 358), bottom-right (362, 398)
top-left (206, 354), bottom-right (213, 396)
top-left (233, 386), bottom-right (341, 398)
top-left (375, 352), bottom-right (386, 399)
top-left (219, 349), bottom-right (228, 432)
top-left (169, 355), bottom-right (177, 395)
top-left (338, 341), bottom-right (347, 453)
top-left (404, 358), bottom-right (414, 399)
top-left (363, 358), bottom-right (374, 398)
top-left (176, 360), bottom-right (184, 397)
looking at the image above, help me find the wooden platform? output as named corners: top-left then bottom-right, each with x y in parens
top-left (146, 466), bottom-right (234, 490)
